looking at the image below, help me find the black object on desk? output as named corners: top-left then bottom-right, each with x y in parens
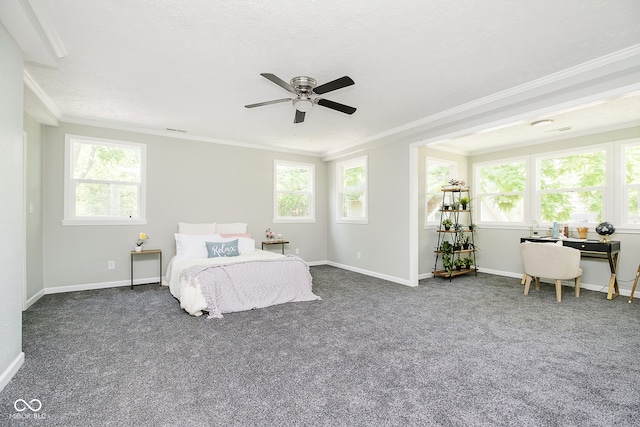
top-left (520, 238), bottom-right (620, 300)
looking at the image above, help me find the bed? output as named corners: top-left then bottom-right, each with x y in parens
top-left (164, 222), bottom-right (321, 318)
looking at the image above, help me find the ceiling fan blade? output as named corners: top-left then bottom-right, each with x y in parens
top-left (294, 110), bottom-right (306, 123)
top-left (313, 76), bottom-right (355, 95)
top-left (260, 73), bottom-right (295, 93)
top-left (316, 98), bottom-right (357, 115)
top-left (244, 98), bottom-right (292, 108)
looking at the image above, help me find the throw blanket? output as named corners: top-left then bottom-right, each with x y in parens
top-left (180, 255), bottom-right (321, 319)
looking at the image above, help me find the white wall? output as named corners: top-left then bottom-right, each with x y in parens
top-left (327, 140), bottom-right (413, 285)
top-left (24, 112), bottom-right (44, 305)
top-left (41, 122), bottom-right (328, 289)
top-left (0, 22), bottom-right (25, 392)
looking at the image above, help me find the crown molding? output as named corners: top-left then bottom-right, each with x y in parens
top-left (59, 115), bottom-right (325, 158)
top-left (323, 43), bottom-right (640, 161)
top-left (0, 0), bottom-right (65, 66)
top-left (27, 0), bottom-right (67, 59)
top-left (23, 69), bottom-right (61, 123)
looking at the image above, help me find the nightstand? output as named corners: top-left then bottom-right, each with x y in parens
top-left (261, 240), bottom-right (289, 254)
top-left (130, 249), bottom-right (162, 289)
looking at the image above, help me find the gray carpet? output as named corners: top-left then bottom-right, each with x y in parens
top-left (1, 266), bottom-right (639, 426)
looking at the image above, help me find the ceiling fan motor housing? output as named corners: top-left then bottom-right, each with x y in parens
top-left (290, 76), bottom-right (317, 93)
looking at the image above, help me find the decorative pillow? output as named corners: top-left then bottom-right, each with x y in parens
top-left (209, 236), bottom-right (256, 254)
top-left (178, 222), bottom-right (217, 235)
top-left (206, 240), bottom-right (240, 258)
top-left (216, 223), bottom-right (248, 234)
top-left (175, 233), bottom-right (221, 258)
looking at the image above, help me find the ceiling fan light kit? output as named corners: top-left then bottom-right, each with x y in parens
top-left (530, 119), bottom-right (555, 127)
top-left (245, 73), bottom-right (356, 123)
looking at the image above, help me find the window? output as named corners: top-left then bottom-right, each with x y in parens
top-left (274, 160), bottom-right (315, 222)
top-left (475, 159), bottom-right (527, 223)
top-left (425, 158), bottom-right (457, 223)
top-left (537, 147), bottom-right (606, 224)
top-left (63, 135), bottom-right (146, 225)
top-left (337, 156), bottom-right (368, 223)
top-left (622, 141), bottom-right (640, 225)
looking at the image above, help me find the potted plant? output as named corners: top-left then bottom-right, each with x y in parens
top-left (454, 257), bottom-right (464, 271)
top-left (442, 203), bottom-right (450, 210)
top-left (439, 241), bottom-right (453, 254)
top-left (442, 218), bottom-right (453, 230)
top-left (442, 254), bottom-right (453, 274)
top-left (463, 257), bottom-right (473, 269)
top-left (459, 196), bottom-right (470, 210)
top-left (451, 201), bottom-right (459, 210)
top-left (462, 235), bottom-right (471, 250)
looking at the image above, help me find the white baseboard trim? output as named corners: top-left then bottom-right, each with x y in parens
top-left (419, 272), bottom-right (434, 280)
top-left (306, 260), bottom-right (328, 267)
top-left (0, 352), bottom-right (24, 393)
top-left (24, 288), bottom-right (45, 310)
top-left (326, 261), bottom-right (414, 287)
top-left (477, 267), bottom-right (634, 297)
top-left (45, 277), bottom-right (161, 295)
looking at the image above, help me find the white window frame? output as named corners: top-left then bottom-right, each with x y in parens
top-left (534, 144), bottom-right (610, 227)
top-left (424, 157), bottom-right (457, 226)
top-left (63, 134), bottom-right (147, 226)
top-left (619, 138), bottom-right (640, 228)
top-left (336, 155), bottom-right (368, 224)
top-left (473, 156), bottom-right (529, 227)
top-left (273, 160), bottom-right (315, 223)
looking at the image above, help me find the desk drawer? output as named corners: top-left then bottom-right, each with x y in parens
top-left (563, 240), bottom-right (619, 253)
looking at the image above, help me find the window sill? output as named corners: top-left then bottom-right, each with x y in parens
top-left (62, 219), bottom-right (147, 226)
top-left (336, 219), bottom-right (369, 225)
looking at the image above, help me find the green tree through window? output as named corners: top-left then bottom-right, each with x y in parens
top-left (275, 161), bottom-right (314, 221)
top-left (65, 135), bottom-right (146, 224)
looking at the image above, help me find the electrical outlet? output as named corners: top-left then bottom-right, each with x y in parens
top-left (295, 248), bottom-right (300, 255)
top-left (357, 252), bottom-right (361, 259)
top-left (108, 260), bottom-right (115, 270)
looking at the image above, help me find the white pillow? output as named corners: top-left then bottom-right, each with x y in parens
top-left (178, 222), bottom-right (217, 235)
top-left (216, 223), bottom-right (248, 234)
top-left (209, 236), bottom-right (256, 254)
top-left (175, 233), bottom-right (221, 258)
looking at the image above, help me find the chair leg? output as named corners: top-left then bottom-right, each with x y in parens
top-left (629, 265), bottom-right (640, 303)
top-left (575, 277), bottom-right (581, 298)
top-left (524, 275), bottom-right (532, 295)
top-left (535, 277), bottom-right (540, 290)
top-left (555, 280), bottom-right (562, 302)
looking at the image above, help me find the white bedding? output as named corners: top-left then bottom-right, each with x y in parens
top-left (164, 250), bottom-right (319, 317)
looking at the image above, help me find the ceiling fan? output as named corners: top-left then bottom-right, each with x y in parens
top-left (244, 73), bottom-right (356, 123)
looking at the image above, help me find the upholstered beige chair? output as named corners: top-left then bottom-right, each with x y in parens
top-left (520, 242), bottom-right (582, 302)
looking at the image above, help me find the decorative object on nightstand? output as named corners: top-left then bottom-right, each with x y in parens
top-left (135, 232), bottom-right (149, 252)
top-left (265, 228), bottom-right (275, 240)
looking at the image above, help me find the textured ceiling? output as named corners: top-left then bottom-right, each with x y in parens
top-left (14, 0), bottom-right (640, 155)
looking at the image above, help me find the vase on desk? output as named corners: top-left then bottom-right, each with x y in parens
top-left (135, 246), bottom-right (142, 252)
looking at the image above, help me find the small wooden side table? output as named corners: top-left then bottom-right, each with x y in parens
top-left (130, 249), bottom-right (162, 289)
top-left (261, 240), bottom-right (289, 254)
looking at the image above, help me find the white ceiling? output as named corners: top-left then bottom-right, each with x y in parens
top-left (431, 90), bottom-right (640, 155)
top-left (5, 0), bottom-right (640, 156)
